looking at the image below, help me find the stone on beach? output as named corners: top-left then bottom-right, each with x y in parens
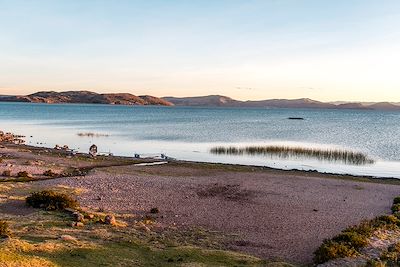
top-left (73, 212), bottom-right (85, 222)
top-left (104, 215), bottom-right (116, 225)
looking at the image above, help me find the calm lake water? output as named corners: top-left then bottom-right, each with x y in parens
top-left (1, 102), bottom-right (400, 178)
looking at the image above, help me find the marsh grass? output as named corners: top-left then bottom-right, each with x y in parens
top-left (77, 132), bottom-right (109, 137)
top-left (210, 145), bottom-right (374, 165)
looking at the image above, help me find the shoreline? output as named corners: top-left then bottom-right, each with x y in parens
top-left (6, 141), bottom-right (400, 185)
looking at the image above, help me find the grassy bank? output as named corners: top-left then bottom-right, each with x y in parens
top-left (314, 196), bottom-right (400, 265)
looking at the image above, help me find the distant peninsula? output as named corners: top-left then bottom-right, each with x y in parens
top-left (0, 91), bottom-right (173, 106)
top-left (1, 91), bottom-right (400, 110)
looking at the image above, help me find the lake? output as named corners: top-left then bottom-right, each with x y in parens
top-left (1, 102), bottom-right (400, 178)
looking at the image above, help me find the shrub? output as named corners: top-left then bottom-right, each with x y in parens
top-left (26, 190), bottom-right (79, 211)
top-left (393, 197), bottom-right (400, 205)
top-left (0, 220), bottom-right (10, 238)
top-left (43, 170), bottom-right (58, 177)
top-left (345, 221), bottom-right (374, 237)
top-left (371, 215), bottom-right (400, 228)
top-left (2, 170), bottom-right (11, 177)
top-left (314, 241), bottom-right (357, 264)
top-left (332, 231), bottom-right (368, 249)
top-left (392, 204), bottom-right (400, 213)
top-left (17, 171), bottom-right (31, 178)
top-left (150, 207), bottom-right (159, 214)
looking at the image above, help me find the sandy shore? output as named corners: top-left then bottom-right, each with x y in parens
top-left (2, 143), bottom-right (400, 264)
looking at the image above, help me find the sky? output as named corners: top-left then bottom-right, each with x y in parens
top-left (0, 0), bottom-right (400, 102)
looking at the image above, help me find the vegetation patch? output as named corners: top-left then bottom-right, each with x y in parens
top-left (17, 171), bottom-right (32, 178)
top-left (43, 170), bottom-right (59, 177)
top-left (77, 132), bottom-right (110, 137)
top-left (0, 220), bottom-right (10, 238)
top-left (314, 197), bottom-right (400, 264)
top-left (26, 190), bottom-right (79, 211)
top-left (210, 145), bottom-right (374, 165)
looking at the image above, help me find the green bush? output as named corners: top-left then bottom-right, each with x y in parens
top-left (332, 231), bottom-right (368, 249)
top-left (0, 220), bottom-right (10, 238)
top-left (26, 190), bottom-right (79, 211)
top-left (314, 240), bottom-right (357, 264)
top-left (393, 197), bottom-right (400, 205)
top-left (392, 204), bottom-right (400, 213)
top-left (344, 221), bottom-right (374, 237)
top-left (371, 215), bottom-right (400, 228)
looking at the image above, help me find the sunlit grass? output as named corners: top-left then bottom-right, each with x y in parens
top-left (210, 145), bottom-right (374, 165)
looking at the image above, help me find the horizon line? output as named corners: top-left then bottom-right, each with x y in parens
top-left (1, 89), bottom-right (399, 104)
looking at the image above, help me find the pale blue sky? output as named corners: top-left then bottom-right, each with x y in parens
top-left (1, 0), bottom-right (400, 101)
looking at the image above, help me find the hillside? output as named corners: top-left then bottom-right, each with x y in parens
top-left (163, 95), bottom-right (400, 110)
top-left (163, 95), bottom-right (241, 107)
top-left (0, 91), bottom-right (173, 106)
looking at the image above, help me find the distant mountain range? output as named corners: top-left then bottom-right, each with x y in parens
top-left (163, 95), bottom-right (400, 110)
top-left (1, 91), bottom-right (400, 110)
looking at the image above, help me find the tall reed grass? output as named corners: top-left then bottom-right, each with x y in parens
top-left (210, 145), bottom-right (374, 165)
top-left (77, 132), bottom-right (109, 137)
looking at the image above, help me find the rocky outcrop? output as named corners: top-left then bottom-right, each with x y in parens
top-left (0, 131), bottom-right (25, 144)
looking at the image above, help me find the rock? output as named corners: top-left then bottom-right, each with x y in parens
top-left (85, 214), bottom-right (95, 219)
top-left (150, 207), bottom-right (159, 214)
top-left (70, 222), bottom-right (84, 227)
top-left (60, 235), bottom-right (77, 242)
top-left (104, 215), bottom-right (116, 225)
top-left (73, 212), bottom-right (85, 222)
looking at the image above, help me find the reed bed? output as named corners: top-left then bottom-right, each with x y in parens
top-left (210, 145), bottom-right (374, 165)
top-left (77, 132), bottom-right (109, 137)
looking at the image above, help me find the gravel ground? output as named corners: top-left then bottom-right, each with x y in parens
top-left (36, 163), bottom-right (400, 264)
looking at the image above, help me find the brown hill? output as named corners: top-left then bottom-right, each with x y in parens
top-left (1, 91), bottom-right (173, 106)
